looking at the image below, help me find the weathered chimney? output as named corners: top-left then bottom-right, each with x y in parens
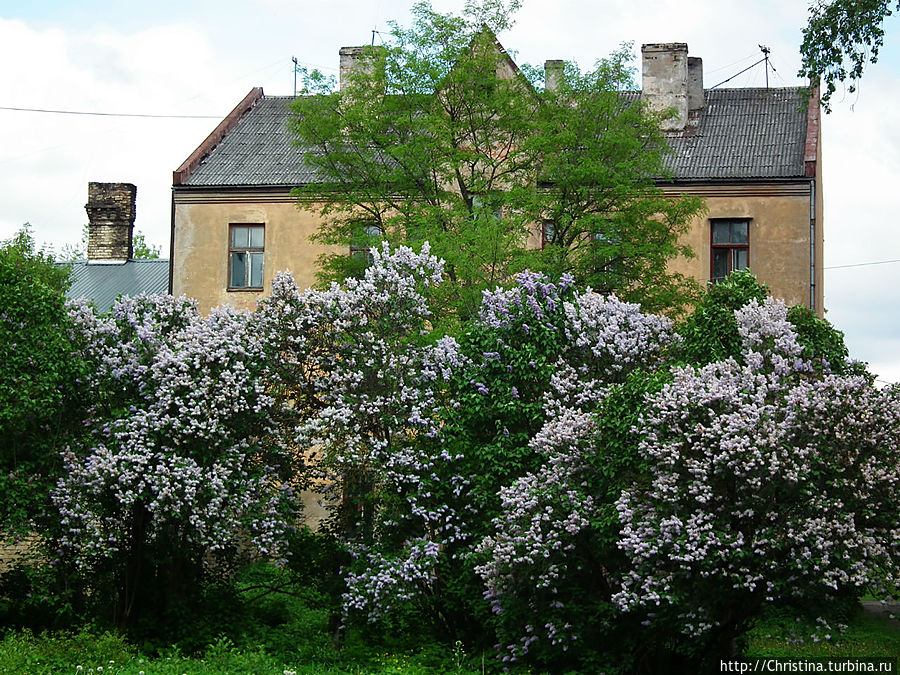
top-left (544, 59), bottom-right (564, 92)
top-left (339, 46), bottom-right (384, 91)
top-left (641, 43), bottom-right (689, 132)
top-left (688, 56), bottom-right (705, 112)
top-left (85, 182), bottom-right (136, 263)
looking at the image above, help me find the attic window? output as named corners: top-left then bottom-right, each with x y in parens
top-left (229, 224), bottom-right (265, 290)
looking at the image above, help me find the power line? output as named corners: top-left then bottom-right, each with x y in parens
top-left (706, 52), bottom-right (759, 75)
top-left (0, 105), bottom-right (220, 119)
top-left (825, 259), bottom-right (900, 270)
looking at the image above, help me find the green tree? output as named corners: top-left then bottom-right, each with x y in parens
top-left (800, 0), bottom-right (898, 111)
top-left (0, 225), bottom-right (84, 538)
top-left (290, 1), bottom-right (703, 322)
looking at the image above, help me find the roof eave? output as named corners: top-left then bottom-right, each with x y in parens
top-left (172, 87), bottom-right (265, 186)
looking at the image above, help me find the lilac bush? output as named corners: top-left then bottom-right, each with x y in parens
top-left (475, 294), bottom-right (900, 670)
top-left (615, 298), bottom-right (900, 657)
top-left (475, 293), bottom-right (678, 667)
top-left (54, 294), bottom-right (295, 626)
top-left (257, 244), bottom-right (473, 625)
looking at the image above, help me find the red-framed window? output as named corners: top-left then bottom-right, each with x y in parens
top-left (711, 219), bottom-right (749, 282)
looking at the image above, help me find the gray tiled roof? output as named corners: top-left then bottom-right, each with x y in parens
top-left (184, 97), bottom-right (321, 187)
top-left (181, 87), bottom-right (810, 187)
top-left (663, 87), bottom-right (808, 180)
top-left (64, 259), bottom-right (170, 313)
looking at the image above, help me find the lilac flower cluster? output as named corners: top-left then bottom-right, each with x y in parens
top-left (563, 291), bottom-right (676, 379)
top-left (55, 294), bottom-right (293, 570)
top-left (342, 538), bottom-right (441, 622)
top-left (479, 270), bottom-right (574, 331)
top-left (614, 298), bottom-right (900, 635)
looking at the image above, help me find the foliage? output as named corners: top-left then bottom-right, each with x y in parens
top-left (0, 225), bottom-right (83, 538)
top-left (5, 231), bottom-right (895, 674)
top-left (676, 269), bottom-right (770, 365)
top-left (800, 0), bottom-right (899, 111)
top-left (518, 51), bottom-right (704, 315)
top-left (52, 293), bottom-right (298, 630)
top-left (290, 1), bottom-right (703, 322)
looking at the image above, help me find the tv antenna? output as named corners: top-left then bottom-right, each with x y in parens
top-left (758, 45), bottom-right (776, 88)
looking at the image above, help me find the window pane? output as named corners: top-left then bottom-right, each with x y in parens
top-left (249, 252), bottom-right (264, 287)
top-left (249, 226), bottom-right (264, 248)
top-left (543, 220), bottom-right (555, 245)
top-left (712, 222), bottom-right (731, 244)
top-left (731, 221), bottom-right (749, 244)
top-left (712, 249), bottom-right (729, 281)
top-left (733, 248), bottom-right (748, 271)
top-left (230, 252), bottom-right (247, 287)
top-left (231, 226), bottom-right (250, 248)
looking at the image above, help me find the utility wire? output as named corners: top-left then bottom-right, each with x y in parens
top-left (706, 52), bottom-right (760, 74)
top-left (0, 105), bottom-right (220, 119)
top-left (825, 259), bottom-right (900, 270)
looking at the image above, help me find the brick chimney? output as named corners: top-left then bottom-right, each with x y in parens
top-left (85, 182), bottom-right (136, 263)
top-left (641, 43), bottom-right (689, 132)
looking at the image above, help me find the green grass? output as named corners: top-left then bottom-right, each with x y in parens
top-left (746, 606), bottom-right (900, 658)
top-left (0, 630), bottom-right (490, 674)
top-left (5, 609), bottom-right (899, 675)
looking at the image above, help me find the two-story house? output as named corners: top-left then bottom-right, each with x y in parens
top-left (169, 42), bottom-right (822, 316)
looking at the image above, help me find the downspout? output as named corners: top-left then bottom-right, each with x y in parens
top-left (804, 85), bottom-right (821, 313)
top-left (168, 188), bottom-right (176, 294)
top-left (809, 180), bottom-right (815, 312)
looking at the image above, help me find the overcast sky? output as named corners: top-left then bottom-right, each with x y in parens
top-left (1, 1), bottom-right (898, 382)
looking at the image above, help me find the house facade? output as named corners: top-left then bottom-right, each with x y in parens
top-left (170, 42), bottom-right (823, 316)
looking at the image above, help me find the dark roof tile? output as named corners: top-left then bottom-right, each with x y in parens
top-left (663, 87), bottom-right (808, 180)
top-left (184, 97), bottom-right (320, 186)
top-left (182, 87), bottom-right (810, 187)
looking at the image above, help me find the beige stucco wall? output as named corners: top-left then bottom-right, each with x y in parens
top-left (172, 189), bottom-right (339, 315)
top-left (663, 182), bottom-right (819, 314)
top-left (173, 181), bottom-right (821, 317)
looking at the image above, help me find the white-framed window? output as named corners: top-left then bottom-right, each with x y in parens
top-left (711, 218), bottom-right (749, 282)
top-left (229, 224), bottom-right (264, 290)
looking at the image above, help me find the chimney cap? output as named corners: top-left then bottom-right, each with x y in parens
top-left (641, 42), bottom-right (689, 52)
